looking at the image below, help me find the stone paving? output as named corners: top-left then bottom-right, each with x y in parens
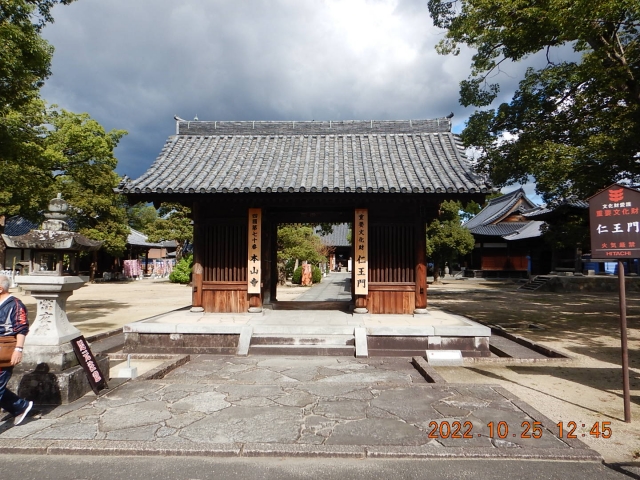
top-left (0, 355), bottom-right (601, 460)
top-left (294, 272), bottom-right (352, 302)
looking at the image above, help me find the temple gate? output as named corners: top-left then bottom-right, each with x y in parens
top-left (120, 119), bottom-right (490, 314)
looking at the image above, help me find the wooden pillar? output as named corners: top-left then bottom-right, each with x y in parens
top-left (90, 250), bottom-right (97, 283)
top-left (415, 217), bottom-right (428, 313)
top-left (144, 249), bottom-right (150, 274)
top-left (269, 217), bottom-right (278, 303)
top-left (191, 202), bottom-right (204, 312)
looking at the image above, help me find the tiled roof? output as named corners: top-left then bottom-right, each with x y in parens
top-left (502, 221), bottom-right (545, 240)
top-left (119, 119), bottom-right (492, 195)
top-left (523, 197), bottom-right (589, 219)
top-left (4, 216), bottom-right (78, 236)
top-left (128, 228), bottom-right (162, 248)
top-left (467, 223), bottom-right (531, 237)
top-left (4, 216), bottom-right (38, 236)
top-left (316, 223), bottom-right (350, 247)
top-left (127, 228), bottom-right (178, 248)
top-left (463, 189), bottom-right (537, 229)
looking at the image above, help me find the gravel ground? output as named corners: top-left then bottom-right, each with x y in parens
top-left (428, 278), bottom-right (640, 463)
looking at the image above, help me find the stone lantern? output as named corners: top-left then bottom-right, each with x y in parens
top-left (1, 194), bottom-right (106, 403)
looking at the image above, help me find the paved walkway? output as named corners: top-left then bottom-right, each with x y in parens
top-left (294, 272), bottom-right (352, 302)
top-left (0, 355), bottom-right (600, 460)
top-left (1, 277), bottom-right (600, 461)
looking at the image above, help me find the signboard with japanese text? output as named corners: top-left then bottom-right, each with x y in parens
top-left (589, 184), bottom-right (640, 259)
top-left (247, 208), bottom-right (262, 293)
top-left (71, 336), bottom-right (107, 395)
top-left (354, 208), bottom-right (369, 294)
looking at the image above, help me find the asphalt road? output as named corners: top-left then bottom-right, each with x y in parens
top-left (0, 455), bottom-right (636, 480)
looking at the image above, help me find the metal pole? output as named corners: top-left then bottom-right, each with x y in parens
top-left (618, 260), bottom-right (631, 423)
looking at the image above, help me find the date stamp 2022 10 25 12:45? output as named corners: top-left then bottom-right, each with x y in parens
top-left (425, 420), bottom-right (613, 440)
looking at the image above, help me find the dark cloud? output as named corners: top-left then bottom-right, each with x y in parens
top-left (40, 0), bottom-right (576, 187)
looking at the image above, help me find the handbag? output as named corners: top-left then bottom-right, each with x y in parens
top-left (0, 336), bottom-right (17, 368)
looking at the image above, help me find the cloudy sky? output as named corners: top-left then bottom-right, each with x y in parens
top-left (40, 0), bottom-right (563, 201)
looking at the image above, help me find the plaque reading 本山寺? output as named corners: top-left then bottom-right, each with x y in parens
top-left (248, 208), bottom-right (262, 293)
top-left (354, 208), bottom-right (368, 295)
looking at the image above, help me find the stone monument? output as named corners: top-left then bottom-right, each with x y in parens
top-left (1, 194), bottom-right (108, 404)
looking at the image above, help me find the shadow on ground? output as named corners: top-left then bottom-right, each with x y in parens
top-left (429, 284), bottom-right (640, 365)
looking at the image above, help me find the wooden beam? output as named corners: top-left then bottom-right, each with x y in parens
top-left (191, 201), bottom-right (204, 309)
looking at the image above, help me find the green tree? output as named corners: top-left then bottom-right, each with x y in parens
top-left (0, 98), bottom-right (51, 220)
top-left (144, 203), bottom-right (193, 260)
top-left (426, 200), bottom-right (475, 283)
top-left (0, 105), bottom-right (128, 266)
top-left (127, 202), bottom-right (158, 231)
top-left (0, 0), bottom-right (75, 115)
top-left (0, 0), bottom-right (125, 271)
top-left (169, 254), bottom-right (192, 284)
top-left (277, 225), bottom-right (327, 284)
top-left (429, 0), bottom-right (640, 202)
top-left (45, 108), bottom-right (129, 256)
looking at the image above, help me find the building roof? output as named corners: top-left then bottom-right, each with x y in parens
top-left (463, 189), bottom-right (537, 230)
top-left (2, 230), bottom-right (102, 251)
top-left (523, 197), bottom-right (589, 220)
top-left (4, 216), bottom-right (38, 236)
top-left (4, 218), bottom-right (173, 250)
top-left (467, 223), bottom-right (531, 237)
top-left (119, 119), bottom-right (492, 196)
top-left (502, 221), bottom-right (545, 241)
top-left (316, 223), bottom-right (350, 247)
top-left (127, 228), bottom-right (177, 248)
top-left (463, 189), bottom-right (545, 241)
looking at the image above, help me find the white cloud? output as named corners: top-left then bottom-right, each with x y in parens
top-left (39, 0), bottom-right (573, 181)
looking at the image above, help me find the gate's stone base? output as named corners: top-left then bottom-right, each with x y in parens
top-left (122, 311), bottom-right (491, 358)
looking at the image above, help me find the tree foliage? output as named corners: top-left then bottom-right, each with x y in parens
top-left (169, 254), bottom-right (192, 284)
top-left (1, 1), bottom-right (130, 264)
top-left (46, 109), bottom-right (129, 256)
top-left (0, 104), bottom-right (129, 257)
top-left (429, 0), bottom-right (640, 202)
top-left (127, 203), bottom-right (158, 231)
top-left (277, 225), bottom-right (328, 284)
top-left (291, 264), bottom-right (322, 285)
top-left (1, 0), bottom-right (77, 118)
top-left (277, 225), bottom-right (327, 265)
top-left (426, 200), bottom-right (475, 282)
top-left (143, 203), bottom-right (193, 260)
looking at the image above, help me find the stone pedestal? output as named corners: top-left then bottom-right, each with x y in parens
top-left (8, 355), bottom-right (110, 405)
top-left (15, 275), bottom-right (100, 404)
top-left (18, 275), bottom-right (85, 370)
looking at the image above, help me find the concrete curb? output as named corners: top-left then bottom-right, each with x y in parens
top-left (488, 326), bottom-right (571, 360)
top-left (411, 356), bottom-right (447, 383)
top-left (0, 439), bottom-right (602, 461)
top-left (107, 354), bottom-right (190, 381)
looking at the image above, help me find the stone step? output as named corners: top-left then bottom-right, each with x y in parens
top-left (249, 344), bottom-right (355, 356)
top-left (489, 335), bottom-right (548, 359)
top-left (518, 276), bottom-right (552, 292)
top-left (252, 326), bottom-right (355, 335)
top-left (89, 333), bottom-right (125, 354)
top-left (251, 334), bottom-right (355, 346)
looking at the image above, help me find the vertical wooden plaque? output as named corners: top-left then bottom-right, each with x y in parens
top-left (248, 208), bottom-right (262, 294)
top-left (354, 208), bottom-right (368, 295)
